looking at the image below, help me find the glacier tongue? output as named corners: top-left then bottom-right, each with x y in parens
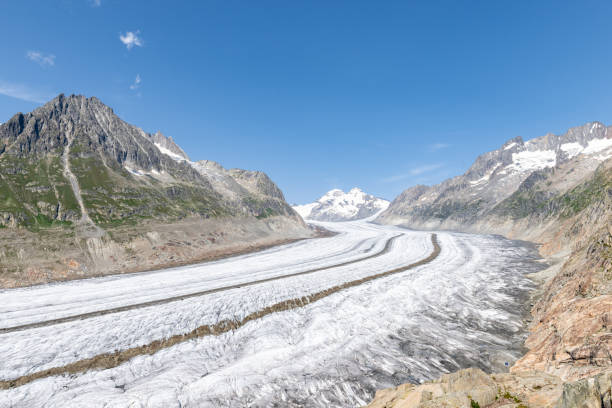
top-left (0, 220), bottom-right (541, 408)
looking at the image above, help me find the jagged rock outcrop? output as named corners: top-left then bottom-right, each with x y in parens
top-left (366, 368), bottom-right (612, 408)
top-left (555, 371), bottom-right (612, 408)
top-left (512, 220), bottom-right (612, 381)
top-left (294, 187), bottom-right (389, 221)
top-left (366, 368), bottom-right (563, 408)
top-left (0, 94), bottom-right (311, 287)
top-left (147, 130), bottom-right (190, 161)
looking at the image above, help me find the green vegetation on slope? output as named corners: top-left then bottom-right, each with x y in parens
top-left (493, 165), bottom-right (611, 220)
top-left (0, 153), bottom-right (79, 230)
top-left (556, 167), bottom-right (612, 218)
top-left (70, 156), bottom-right (229, 227)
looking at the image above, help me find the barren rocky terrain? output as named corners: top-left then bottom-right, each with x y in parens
top-left (367, 367), bottom-right (611, 408)
top-left (0, 215), bottom-right (313, 288)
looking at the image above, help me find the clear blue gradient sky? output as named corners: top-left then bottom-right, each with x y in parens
top-left (1, 1), bottom-right (612, 203)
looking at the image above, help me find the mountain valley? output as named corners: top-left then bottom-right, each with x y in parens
top-left (0, 97), bottom-right (610, 408)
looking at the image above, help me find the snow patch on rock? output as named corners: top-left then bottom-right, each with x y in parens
top-left (124, 165), bottom-right (163, 178)
top-left (560, 142), bottom-right (584, 158)
top-left (559, 137), bottom-right (612, 161)
top-left (505, 150), bottom-right (557, 173)
top-left (583, 137), bottom-right (612, 155)
top-left (154, 143), bottom-right (189, 162)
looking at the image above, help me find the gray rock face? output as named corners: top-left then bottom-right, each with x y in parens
top-left (0, 94), bottom-right (203, 182)
top-left (190, 160), bottom-right (291, 216)
top-left (556, 371), bottom-right (612, 408)
top-left (147, 131), bottom-right (190, 161)
top-left (228, 168), bottom-right (286, 200)
top-left (378, 121), bottom-right (612, 231)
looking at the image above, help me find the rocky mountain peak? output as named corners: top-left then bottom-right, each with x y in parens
top-left (148, 130), bottom-right (190, 161)
top-left (0, 93), bottom-right (205, 183)
top-left (501, 136), bottom-right (524, 150)
top-left (36, 93), bottom-right (114, 121)
top-left (0, 94), bottom-right (299, 229)
top-left (195, 159), bottom-right (225, 172)
top-left (228, 169), bottom-right (286, 200)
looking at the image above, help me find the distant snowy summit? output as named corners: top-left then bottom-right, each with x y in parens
top-left (294, 188), bottom-right (389, 221)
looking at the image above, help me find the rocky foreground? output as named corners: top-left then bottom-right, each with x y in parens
top-left (371, 124), bottom-right (612, 407)
top-left (366, 241), bottom-right (610, 408)
top-left (366, 227), bottom-right (611, 406)
top-left (367, 368), bottom-right (611, 408)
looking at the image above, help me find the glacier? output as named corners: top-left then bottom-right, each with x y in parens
top-left (0, 219), bottom-right (542, 407)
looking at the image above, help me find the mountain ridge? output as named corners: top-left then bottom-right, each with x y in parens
top-left (377, 120), bottom-right (612, 232)
top-left (0, 93), bottom-right (300, 228)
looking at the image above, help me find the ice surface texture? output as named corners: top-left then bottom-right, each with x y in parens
top-left (0, 220), bottom-right (540, 407)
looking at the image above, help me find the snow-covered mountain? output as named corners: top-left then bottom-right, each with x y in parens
top-left (378, 121), bottom-right (612, 231)
top-left (294, 188), bottom-right (389, 221)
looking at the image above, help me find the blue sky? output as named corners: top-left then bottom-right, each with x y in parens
top-left (1, 1), bottom-right (612, 203)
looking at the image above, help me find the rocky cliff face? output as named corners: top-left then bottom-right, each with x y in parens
top-left (147, 130), bottom-right (190, 161)
top-left (367, 367), bottom-right (612, 408)
top-left (293, 187), bottom-right (389, 221)
top-left (0, 94), bottom-right (311, 287)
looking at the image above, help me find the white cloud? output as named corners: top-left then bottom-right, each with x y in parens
top-left (91, 0), bottom-right (101, 6)
top-left (130, 74), bottom-right (142, 90)
top-left (381, 163), bottom-right (444, 183)
top-left (429, 142), bottom-right (451, 151)
top-left (409, 163), bottom-right (444, 175)
top-left (119, 31), bottom-right (143, 50)
top-left (26, 51), bottom-right (55, 67)
top-left (0, 81), bottom-right (53, 103)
